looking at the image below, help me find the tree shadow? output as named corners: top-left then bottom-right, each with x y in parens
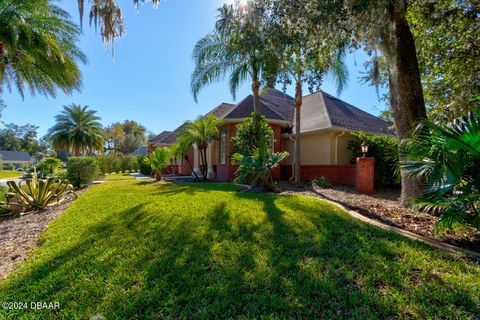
top-left (1, 189), bottom-right (478, 319)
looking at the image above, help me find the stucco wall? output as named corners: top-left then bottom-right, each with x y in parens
top-left (282, 131), bottom-right (353, 166)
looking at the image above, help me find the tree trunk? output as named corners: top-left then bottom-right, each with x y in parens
top-left (185, 155), bottom-right (200, 180)
top-left (252, 75), bottom-right (260, 114)
top-left (294, 79), bottom-right (302, 184)
top-left (386, 2), bottom-right (427, 207)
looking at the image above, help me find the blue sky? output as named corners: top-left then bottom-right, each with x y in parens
top-left (2, 0), bottom-right (386, 137)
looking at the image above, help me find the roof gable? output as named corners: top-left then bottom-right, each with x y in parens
top-left (223, 88), bottom-right (295, 122)
top-left (149, 131), bottom-right (172, 144)
top-left (299, 91), bottom-right (393, 135)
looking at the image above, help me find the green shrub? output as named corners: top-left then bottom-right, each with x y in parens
top-left (66, 157), bottom-right (99, 188)
top-left (347, 132), bottom-right (399, 188)
top-left (120, 155), bottom-right (135, 172)
top-left (312, 176), bottom-right (331, 188)
top-left (3, 163), bottom-right (15, 170)
top-left (96, 154), bottom-right (138, 174)
top-left (136, 156), bottom-right (152, 176)
top-left (232, 112), bottom-right (273, 156)
top-left (37, 157), bottom-right (62, 177)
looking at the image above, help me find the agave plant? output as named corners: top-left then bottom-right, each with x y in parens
top-left (3, 172), bottom-right (76, 212)
top-left (401, 110), bottom-right (480, 230)
top-left (232, 135), bottom-right (288, 190)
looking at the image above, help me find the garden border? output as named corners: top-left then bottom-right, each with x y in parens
top-left (309, 195), bottom-right (480, 260)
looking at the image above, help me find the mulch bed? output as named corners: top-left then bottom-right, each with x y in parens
top-left (0, 188), bottom-right (88, 279)
top-left (278, 182), bottom-right (480, 252)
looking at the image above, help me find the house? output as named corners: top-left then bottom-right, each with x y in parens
top-left (0, 150), bottom-right (32, 168)
top-left (149, 88), bottom-right (392, 184)
top-left (132, 146), bottom-right (148, 156)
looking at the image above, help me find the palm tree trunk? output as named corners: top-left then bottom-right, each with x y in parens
top-left (386, 2), bottom-right (427, 207)
top-left (252, 71), bottom-right (260, 114)
top-left (294, 79), bottom-right (302, 184)
top-left (185, 156), bottom-right (200, 180)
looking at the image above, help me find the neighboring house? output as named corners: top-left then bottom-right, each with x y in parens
top-left (148, 88), bottom-right (392, 183)
top-left (0, 150), bottom-right (32, 168)
top-left (132, 146), bottom-right (148, 156)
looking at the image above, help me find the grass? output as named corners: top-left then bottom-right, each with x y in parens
top-left (0, 179), bottom-right (479, 319)
top-left (0, 170), bottom-right (21, 179)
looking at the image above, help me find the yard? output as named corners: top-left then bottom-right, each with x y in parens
top-left (0, 176), bottom-right (479, 319)
top-left (0, 170), bottom-right (21, 179)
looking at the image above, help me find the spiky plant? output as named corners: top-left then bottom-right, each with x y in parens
top-left (49, 104), bottom-right (104, 156)
top-left (232, 134), bottom-right (288, 190)
top-left (401, 110), bottom-right (480, 230)
top-left (0, 0), bottom-right (86, 98)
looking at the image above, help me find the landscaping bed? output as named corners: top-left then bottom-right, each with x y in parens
top-left (278, 183), bottom-right (480, 252)
top-left (0, 188), bottom-right (87, 279)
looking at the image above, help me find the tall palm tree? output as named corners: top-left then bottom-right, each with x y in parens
top-left (0, 0), bottom-right (86, 98)
top-left (191, 2), bottom-right (275, 113)
top-left (179, 115), bottom-right (224, 180)
top-left (49, 104), bottom-right (104, 156)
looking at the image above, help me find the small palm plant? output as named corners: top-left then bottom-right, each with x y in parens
top-left (149, 147), bottom-right (170, 181)
top-left (232, 135), bottom-right (288, 191)
top-left (401, 111), bottom-right (480, 230)
top-left (179, 115), bottom-right (223, 180)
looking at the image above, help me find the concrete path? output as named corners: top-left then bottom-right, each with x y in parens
top-left (0, 177), bottom-right (21, 187)
top-left (129, 173), bottom-right (152, 180)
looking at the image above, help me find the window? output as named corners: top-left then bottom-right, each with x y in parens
top-left (219, 129), bottom-right (227, 165)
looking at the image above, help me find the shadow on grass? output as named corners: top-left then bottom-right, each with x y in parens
top-left (0, 186), bottom-right (479, 319)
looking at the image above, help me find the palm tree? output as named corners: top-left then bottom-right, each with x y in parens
top-left (171, 136), bottom-right (200, 180)
top-left (149, 147), bottom-right (170, 181)
top-left (49, 104), bottom-right (104, 156)
top-left (191, 2), bottom-right (275, 113)
top-left (401, 110), bottom-right (480, 230)
top-left (0, 0), bottom-right (86, 98)
top-left (179, 115), bottom-right (224, 180)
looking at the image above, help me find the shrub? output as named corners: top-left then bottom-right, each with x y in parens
top-left (347, 132), bottom-right (399, 188)
top-left (232, 112), bottom-right (273, 156)
top-left (401, 111), bottom-right (480, 231)
top-left (37, 157), bottom-right (62, 177)
top-left (232, 115), bottom-right (288, 189)
top-left (120, 154), bottom-right (135, 172)
top-left (66, 157), bottom-right (99, 188)
top-left (312, 176), bottom-right (331, 188)
top-left (3, 163), bottom-right (15, 170)
top-left (136, 156), bottom-right (152, 176)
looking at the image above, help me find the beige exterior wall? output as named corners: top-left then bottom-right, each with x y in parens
top-left (336, 133), bottom-right (354, 165)
top-left (282, 130), bottom-right (354, 166)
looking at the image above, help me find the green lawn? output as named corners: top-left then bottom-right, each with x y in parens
top-left (0, 179), bottom-right (479, 319)
top-left (0, 170), bottom-right (21, 179)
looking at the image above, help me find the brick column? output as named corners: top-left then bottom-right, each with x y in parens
top-left (355, 157), bottom-right (375, 194)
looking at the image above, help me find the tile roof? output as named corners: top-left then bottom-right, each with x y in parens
top-left (149, 131), bottom-right (172, 144)
top-left (0, 150), bottom-right (31, 162)
top-left (222, 88), bottom-right (295, 122)
top-left (299, 91), bottom-right (393, 135)
top-left (204, 102), bottom-right (236, 119)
